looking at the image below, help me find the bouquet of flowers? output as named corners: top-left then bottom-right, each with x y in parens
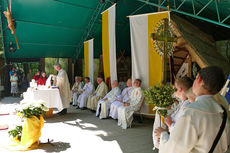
top-left (143, 83), bottom-right (176, 117)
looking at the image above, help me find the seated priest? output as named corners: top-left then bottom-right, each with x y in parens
top-left (37, 72), bottom-right (47, 86)
top-left (117, 79), bottom-right (143, 129)
top-left (72, 76), bottom-right (84, 106)
top-left (76, 77), bottom-right (94, 109)
top-left (87, 76), bottom-right (108, 111)
top-left (109, 78), bottom-right (133, 119)
top-left (96, 80), bottom-right (121, 119)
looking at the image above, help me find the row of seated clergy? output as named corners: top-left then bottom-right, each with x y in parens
top-left (96, 80), bottom-right (121, 119)
top-left (87, 76), bottom-right (108, 110)
top-left (72, 76), bottom-right (84, 106)
top-left (77, 77), bottom-right (94, 108)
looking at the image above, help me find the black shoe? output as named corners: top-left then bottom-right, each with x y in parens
top-left (73, 105), bottom-right (77, 106)
top-left (70, 102), bottom-right (73, 105)
top-left (57, 109), bottom-right (67, 115)
top-left (76, 106), bottom-right (80, 109)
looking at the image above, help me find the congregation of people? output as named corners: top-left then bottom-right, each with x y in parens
top-left (9, 66), bottom-right (47, 97)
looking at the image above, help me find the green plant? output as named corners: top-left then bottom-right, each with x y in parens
top-left (143, 83), bottom-right (176, 117)
top-left (8, 126), bottom-right (22, 140)
top-left (17, 101), bottom-right (49, 119)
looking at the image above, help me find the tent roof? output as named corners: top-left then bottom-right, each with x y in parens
top-left (0, 0), bottom-right (229, 61)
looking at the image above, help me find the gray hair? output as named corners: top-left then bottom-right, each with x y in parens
top-left (54, 63), bottom-right (62, 68)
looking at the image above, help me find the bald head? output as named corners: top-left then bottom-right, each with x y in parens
top-left (112, 80), bottom-right (118, 88)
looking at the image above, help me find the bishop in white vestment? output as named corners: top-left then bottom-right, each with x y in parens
top-left (87, 77), bottom-right (108, 110)
top-left (96, 80), bottom-right (121, 119)
top-left (54, 63), bottom-right (71, 114)
top-left (117, 79), bottom-right (143, 129)
top-left (109, 79), bottom-right (133, 119)
top-left (77, 77), bottom-right (94, 109)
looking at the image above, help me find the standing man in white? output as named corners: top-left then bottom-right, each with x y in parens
top-left (155, 66), bottom-right (230, 153)
top-left (117, 79), bottom-right (143, 129)
top-left (110, 79), bottom-right (133, 119)
top-left (53, 63), bottom-right (71, 115)
top-left (96, 80), bottom-right (121, 119)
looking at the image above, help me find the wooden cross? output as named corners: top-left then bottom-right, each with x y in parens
top-left (4, 0), bottom-right (19, 49)
top-left (151, 18), bottom-right (177, 84)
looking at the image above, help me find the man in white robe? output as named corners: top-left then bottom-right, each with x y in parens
top-left (117, 79), bottom-right (143, 129)
top-left (153, 77), bottom-right (193, 149)
top-left (166, 77), bottom-right (193, 133)
top-left (96, 80), bottom-right (121, 119)
top-left (87, 76), bottom-right (108, 110)
top-left (72, 76), bottom-right (84, 106)
top-left (54, 63), bottom-right (71, 115)
top-left (109, 79), bottom-right (133, 119)
top-left (155, 66), bottom-right (230, 153)
top-left (77, 77), bottom-right (94, 109)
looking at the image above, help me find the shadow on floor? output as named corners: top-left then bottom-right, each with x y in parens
top-left (38, 141), bottom-right (71, 153)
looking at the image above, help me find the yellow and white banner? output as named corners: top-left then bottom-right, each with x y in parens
top-left (129, 11), bottom-right (170, 89)
top-left (102, 4), bottom-right (117, 85)
top-left (84, 39), bottom-right (94, 81)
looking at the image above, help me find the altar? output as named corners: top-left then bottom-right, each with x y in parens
top-left (23, 87), bottom-right (64, 117)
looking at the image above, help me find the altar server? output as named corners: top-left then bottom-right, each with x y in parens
top-left (156, 66), bottom-right (230, 153)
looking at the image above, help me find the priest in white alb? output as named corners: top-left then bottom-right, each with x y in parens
top-left (109, 79), bottom-right (133, 119)
top-left (87, 76), bottom-right (108, 110)
top-left (53, 63), bottom-right (71, 115)
top-left (96, 80), bottom-right (121, 119)
top-left (77, 77), bottom-right (94, 109)
top-left (117, 79), bottom-right (143, 129)
top-left (155, 66), bottom-right (230, 153)
top-left (72, 76), bottom-right (84, 106)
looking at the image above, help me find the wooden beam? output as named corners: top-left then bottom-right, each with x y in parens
top-left (170, 19), bottom-right (208, 68)
top-left (188, 54), bottom-right (192, 78)
top-left (174, 56), bottom-right (185, 60)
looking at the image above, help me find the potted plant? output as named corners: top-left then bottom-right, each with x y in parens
top-left (8, 100), bottom-right (48, 151)
top-left (143, 83), bottom-right (176, 118)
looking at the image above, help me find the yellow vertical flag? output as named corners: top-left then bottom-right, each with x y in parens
top-left (102, 4), bottom-right (117, 84)
top-left (129, 11), bottom-right (170, 114)
top-left (84, 39), bottom-right (94, 81)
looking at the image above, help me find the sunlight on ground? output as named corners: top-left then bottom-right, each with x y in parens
top-left (0, 99), bottom-right (123, 153)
